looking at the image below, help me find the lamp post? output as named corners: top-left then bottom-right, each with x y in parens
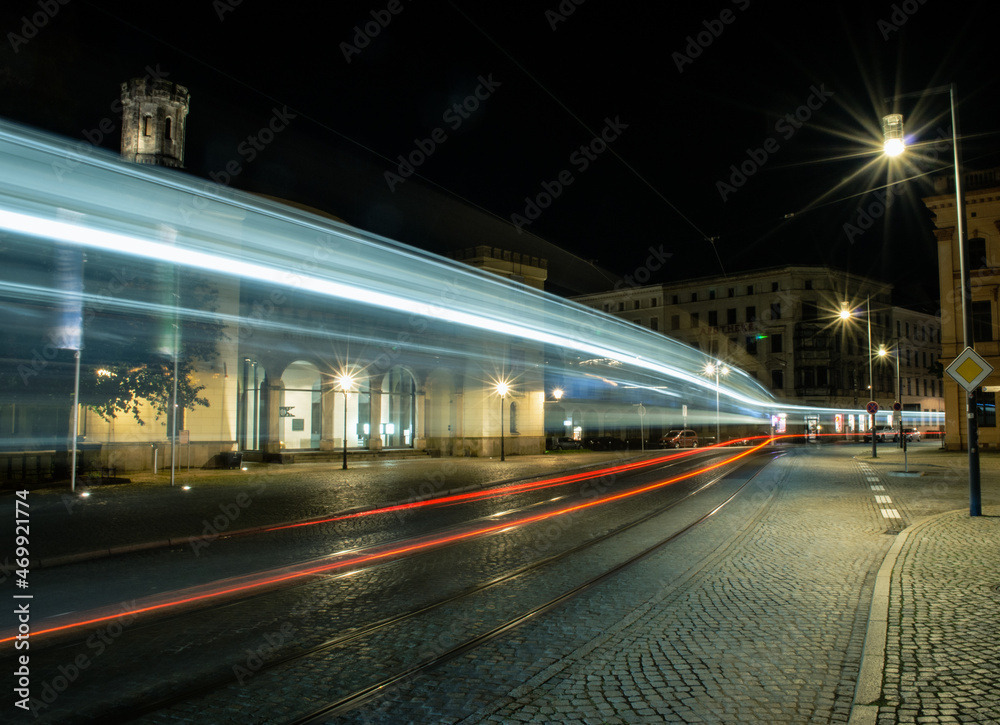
top-left (496, 381), bottom-right (509, 461)
top-left (882, 84), bottom-right (980, 515)
top-left (840, 299), bottom-right (880, 456)
top-left (704, 361), bottom-right (729, 444)
top-left (337, 373), bottom-right (355, 470)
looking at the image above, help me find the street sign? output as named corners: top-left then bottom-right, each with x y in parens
top-left (892, 401), bottom-right (901, 411)
top-left (866, 400), bottom-right (879, 415)
top-left (945, 347), bottom-right (995, 393)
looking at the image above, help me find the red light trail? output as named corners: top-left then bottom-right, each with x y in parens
top-left (0, 440), bottom-right (772, 646)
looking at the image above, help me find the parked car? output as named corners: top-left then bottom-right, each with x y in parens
top-left (584, 436), bottom-right (626, 451)
top-left (549, 436), bottom-right (582, 450)
top-left (862, 426), bottom-right (893, 443)
top-left (660, 429), bottom-right (699, 448)
top-left (893, 427), bottom-right (921, 442)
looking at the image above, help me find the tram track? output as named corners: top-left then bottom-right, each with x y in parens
top-left (7, 445), bottom-right (776, 723)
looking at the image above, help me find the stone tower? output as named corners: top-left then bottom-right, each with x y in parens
top-left (120, 78), bottom-right (190, 168)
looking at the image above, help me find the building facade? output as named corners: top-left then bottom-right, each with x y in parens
top-left (571, 265), bottom-right (944, 433)
top-left (923, 167), bottom-right (1000, 450)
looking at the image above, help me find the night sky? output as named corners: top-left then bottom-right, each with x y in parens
top-left (2, 0), bottom-right (998, 305)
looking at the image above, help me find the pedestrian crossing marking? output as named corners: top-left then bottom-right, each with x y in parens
top-left (880, 508), bottom-right (901, 519)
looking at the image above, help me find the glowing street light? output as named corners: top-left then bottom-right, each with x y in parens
top-left (881, 113), bottom-right (905, 157)
top-left (496, 381), bottom-right (510, 461)
top-left (703, 361), bottom-right (729, 444)
top-left (337, 373), bottom-right (355, 470)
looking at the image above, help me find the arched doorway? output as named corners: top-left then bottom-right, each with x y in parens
top-left (379, 367), bottom-right (417, 448)
top-left (281, 360), bottom-right (321, 450)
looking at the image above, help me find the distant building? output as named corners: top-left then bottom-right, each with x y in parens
top-left (120, 78), bottom-right (190, 168)
top-left (445, 246), bottom-right (548, 291)
top-left (571, 265), bottom-right (944, 434)
top-left (923, 168), bottom-right (1000, 450)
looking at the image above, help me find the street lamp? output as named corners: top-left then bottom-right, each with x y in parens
top-left (704, 361), bottom-right (729, 444)
top-left (877, 343), bottom-right (903, 447)
top-left (840, 298), bottom-right (882, 457)
top-left (882, 84), bottom-right (981, 515)
top-left (496, 381), bottom-right (510, 461)
top-left (337, 373), bottom-right (355, 470)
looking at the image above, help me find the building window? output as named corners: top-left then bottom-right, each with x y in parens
top-left (672, 294), bottom-right (679, 304)
top-left (976, 390), bottom-right (996, 427)
top-left (709, 289), bottom-right (716, 300)
top-left (805, 279), bottom-right (813, 290)
top-left (746, 336), bottom-right (758, 355)
top-left (143, 115), bottom-right (151, 136)
top-left (972, 300), bottom-right (993, 342)
top-left (603, 303), bottom-right (610, 312)
top-left (651, 298), bottom-right (658, 307)
top-left (708, 310), bottom-right (718, 326)
top-left (691, 292), bottom-right (698, 302)
top-left (164, 116), bottom-right (172, 141)
top-left (618, 302), bottom-right (625, 312)
top-left (771, 369), bottom-right (784, 389)
top-left (770, 302), bottom-right (781, 320)
top-left (727, 308), bottom-right (737, 324)
top-left (771, 334), bottom-right (783, 353)
top-left (728, 288), bottom-right (735, 297)
top-left (746, 305), bottom-right (756, 322)
top-left (671, 315), bottom-right (680, 330)
top-left (691, 312), bottom-right (699, 327)
top-left (802, 301), bottom-right (817, 321)
top-left (747, 284), bottom-right (754, 295)
top-left (969, 237), bottom-right (987, 269)
top-left (651, 317), bottom-right (659, 331)
top-left (772, 281), bottom-right (779, 291)
top-left (634, 301), bottom-right (640, 310)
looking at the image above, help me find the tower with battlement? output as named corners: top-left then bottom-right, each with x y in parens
top-left (120, 78), bottom-right (190, 168)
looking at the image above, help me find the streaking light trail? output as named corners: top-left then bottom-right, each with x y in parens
top-left (0, 443), bottom-right (768, 645)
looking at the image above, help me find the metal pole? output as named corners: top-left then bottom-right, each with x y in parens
top-left (950, 85), bottom-right (981, 516)
top-left (70, 350), bottom-right (80, 492)
top-left (868, 296), bottom-right (877, 458)
top-left (342, 391), bottom-right (348, 470)
top-left (715, 369), bottom-right (721, 444)
top-left (500, 394), bottom-right (505, 461)
top-left (896, 338), bottom-right (902, 448)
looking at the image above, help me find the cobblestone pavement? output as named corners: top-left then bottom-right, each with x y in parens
top-left (339, 444), bottom-right (999, 725)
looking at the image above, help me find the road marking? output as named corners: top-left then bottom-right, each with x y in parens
top-left (870, 485), bottom-right (884, 491)
top-left (880, 508), bottom-right (901, 519)
top-left (875, 495), bottom-right (892, 504)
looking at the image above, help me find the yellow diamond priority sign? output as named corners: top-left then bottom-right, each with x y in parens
top-left (945, 347), bottom-right (995, 393)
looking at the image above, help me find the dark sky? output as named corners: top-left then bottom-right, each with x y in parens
top-left (2, 1), bottom-right (999, 305)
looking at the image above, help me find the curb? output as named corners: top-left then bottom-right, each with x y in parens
top-left (848, 510), bottom-right (958, 724)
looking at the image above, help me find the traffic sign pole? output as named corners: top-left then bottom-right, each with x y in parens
top-left (945, 347), bottom-right (991, 516)
top-left (866, 400), bottom-right (879, 459)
